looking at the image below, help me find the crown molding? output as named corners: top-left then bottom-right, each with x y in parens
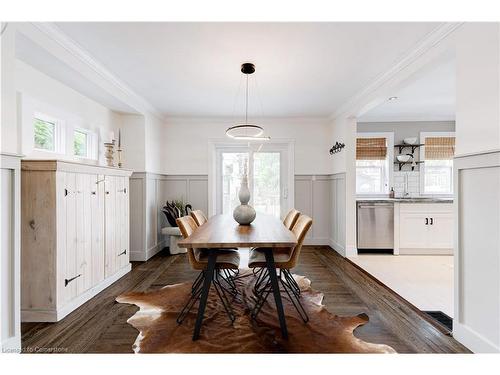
top-left (30, 22), bottom-right (165, 121)
top-left (330, 22), bottom-right (464, 121)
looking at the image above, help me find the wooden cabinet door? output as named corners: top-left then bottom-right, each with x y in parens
top-left (428, 212), bottom-right (454, 249)
top-left (75, 173), bottom-right (92, 295)
top-left (399, 212), bottom-right (429, 249)
top-left (62, 172), bottom-right (78, 303)
top-left (116, 177), bottom-right (130, 270)
top-left (91, 174), bottom-right (105, 286)
top-left (104, 175), bottom-right (116, 278)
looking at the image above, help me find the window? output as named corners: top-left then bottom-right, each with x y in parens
top-left (74, 129), bottom-right (88, 157)
top-left (33, 113), bottom-right (65, 154)
top-left (421, 133), bottom-right (455, 195)
top-left (34, 117), bottom-right (56, 152)
top-left (356, 134), bottom-right (393, 195)
top-left (73, 128), bottom-right (97, 160)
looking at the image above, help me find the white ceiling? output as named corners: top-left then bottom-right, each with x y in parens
top-left (51, 22), bottom-right (443, 117)
top-left (359, 55), bottom-right (455, 122)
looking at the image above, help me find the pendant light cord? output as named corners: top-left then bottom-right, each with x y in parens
top-left (245, 74), bottom-right (249, 125)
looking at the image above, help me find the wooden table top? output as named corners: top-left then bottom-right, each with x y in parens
top-left (178, 213), bottom-right (297, 249)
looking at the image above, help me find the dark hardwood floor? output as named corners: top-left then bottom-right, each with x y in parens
top-left (21, 247), bottom-right (470, 353)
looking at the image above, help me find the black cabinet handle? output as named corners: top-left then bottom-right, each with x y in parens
top-left (118, 249), bottom-right (127, 256)
top-left (425, 218), bottom-right (429, 225)
top-left (91, 191), bottom-right (96, 195)
top-left (430, 218), bottom-right (433, 225)
top-left (105, 191), bottom-right (110, 195)
top-left (65, 274), bottom-right (81, 286)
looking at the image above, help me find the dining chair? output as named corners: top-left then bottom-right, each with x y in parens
top-left (248, 214), bottom-right (313, 323)
top-left (190, 209), bottom-right (208, 227)
top-left (283, 208), bottom-right (300, 230)
top-left (176, 216), bottom-right (240, 325)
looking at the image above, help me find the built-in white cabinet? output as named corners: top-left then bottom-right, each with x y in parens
top-left (21, 160), bottom-right (132, 322)
top-left (1, 153), bottom-right (22, 352)
top-left (396, 203), bottom-right (453, 255)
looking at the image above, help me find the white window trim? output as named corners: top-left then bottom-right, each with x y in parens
top-left (33, 112), bottom-right (65, 155)
top-left (73, 127), bottom-right (98, 161)
top-left (356, 132), bottom-right (394, 197)
top-left (420, 131), bottom-right (455, 197)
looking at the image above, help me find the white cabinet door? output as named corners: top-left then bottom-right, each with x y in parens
top-left (428, 212), bottom-right (454, 249)
top-left (104, 176), bottom-right (116, 278)
top-left (91, 174), bottom-right (105, 286)
top-left (116, 177), bottom-right (130, 269)
top-left (399, 212), bottom-right (429, 249)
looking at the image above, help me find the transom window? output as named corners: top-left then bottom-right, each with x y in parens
top-left (356, 134), bottom-right (393, 195)
top-left (34, 117), bottom-right (56, 152)
top-left (33, 113), bottom-right (65, 154)
top-left (74, 129), bottom-right (89, 158)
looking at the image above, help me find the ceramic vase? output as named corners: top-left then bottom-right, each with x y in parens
top-left (233, 174), bottom-right (256, 225)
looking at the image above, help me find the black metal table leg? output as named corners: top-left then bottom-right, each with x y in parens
top-left (192, 249), bottom-right (217, 341)
top-left (264, 249), bottom-right (288, 340)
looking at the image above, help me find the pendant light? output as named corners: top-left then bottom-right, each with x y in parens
top-left (226, 63), bottom-right (270, 141)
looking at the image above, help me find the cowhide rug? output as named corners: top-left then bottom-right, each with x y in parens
top-left (116, 270), bottom-right (396, 353)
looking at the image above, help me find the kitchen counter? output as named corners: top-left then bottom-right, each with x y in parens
top-left (357, 197), bottom-right (453, 203)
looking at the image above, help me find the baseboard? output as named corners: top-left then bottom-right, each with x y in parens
top-left (21, 264), bottom-right (132, 322)
top-left (328, 238), bottom-right (346, 256)
top-left (304, 238), bottom-right (331, 246)
top-left (453, 322), bottom-right (499, 353)
top-left (345, 245), bottom-right (358, 257)
top-left (399, 248), bottom-right (453, 255)
top-left (130, 241), bottom-right (166, 262)
top-left (1, 335), bottom-right (21, 353)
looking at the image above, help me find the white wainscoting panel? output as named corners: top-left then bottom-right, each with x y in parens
top-left (454, 151), bottom-right (500, 353)
top-left (294, 174), bottom-right (345, 248)
top-left (330, 173), bottom-right (346, 255)
top-left (129, 173), bottom-right (208, 261)
top-left (0, 154), bottom-right (22, 352)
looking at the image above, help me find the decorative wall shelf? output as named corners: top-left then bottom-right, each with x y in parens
top-left (394, 161), bottom-right (424, 171)
top-left (394, 144), bottom-right (424, 154)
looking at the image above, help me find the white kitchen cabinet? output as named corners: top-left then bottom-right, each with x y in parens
top-left (21, 160), bottom-right (132, 322)
top-left (397, 203), bottom-right (453, 255)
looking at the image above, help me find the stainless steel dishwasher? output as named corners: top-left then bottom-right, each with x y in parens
top-left (357, 202), bottom-right (394, 250)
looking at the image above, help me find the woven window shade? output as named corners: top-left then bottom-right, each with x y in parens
top-left (356, 138), bottom-right (387, 160)
top-left (425, 137), bottom-right (455, 160)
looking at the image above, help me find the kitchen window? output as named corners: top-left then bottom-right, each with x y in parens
top-left (420, 132), bottom-right (455, 195)
top-left (356, 133), bottom-right (393, 195)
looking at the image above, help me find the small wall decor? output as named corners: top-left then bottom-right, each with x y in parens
top-left (329, 142), bottom-right (345, 155)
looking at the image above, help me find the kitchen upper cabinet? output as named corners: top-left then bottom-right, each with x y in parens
top-left (397, 203), bottom-right (453, 254)
top-left (21, 160), bottom-right (132, 322)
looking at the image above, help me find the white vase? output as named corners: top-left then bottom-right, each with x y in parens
top-left (233, 174), bottom-right (256, 225)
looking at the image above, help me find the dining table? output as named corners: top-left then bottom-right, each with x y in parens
top-left (178, 213), bottom-right (297, 340)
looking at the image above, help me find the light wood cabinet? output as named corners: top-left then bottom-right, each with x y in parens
top-left (397, 203), bottom-right (453, 254)
top-left (21, 160), bottom-right (132, 322)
